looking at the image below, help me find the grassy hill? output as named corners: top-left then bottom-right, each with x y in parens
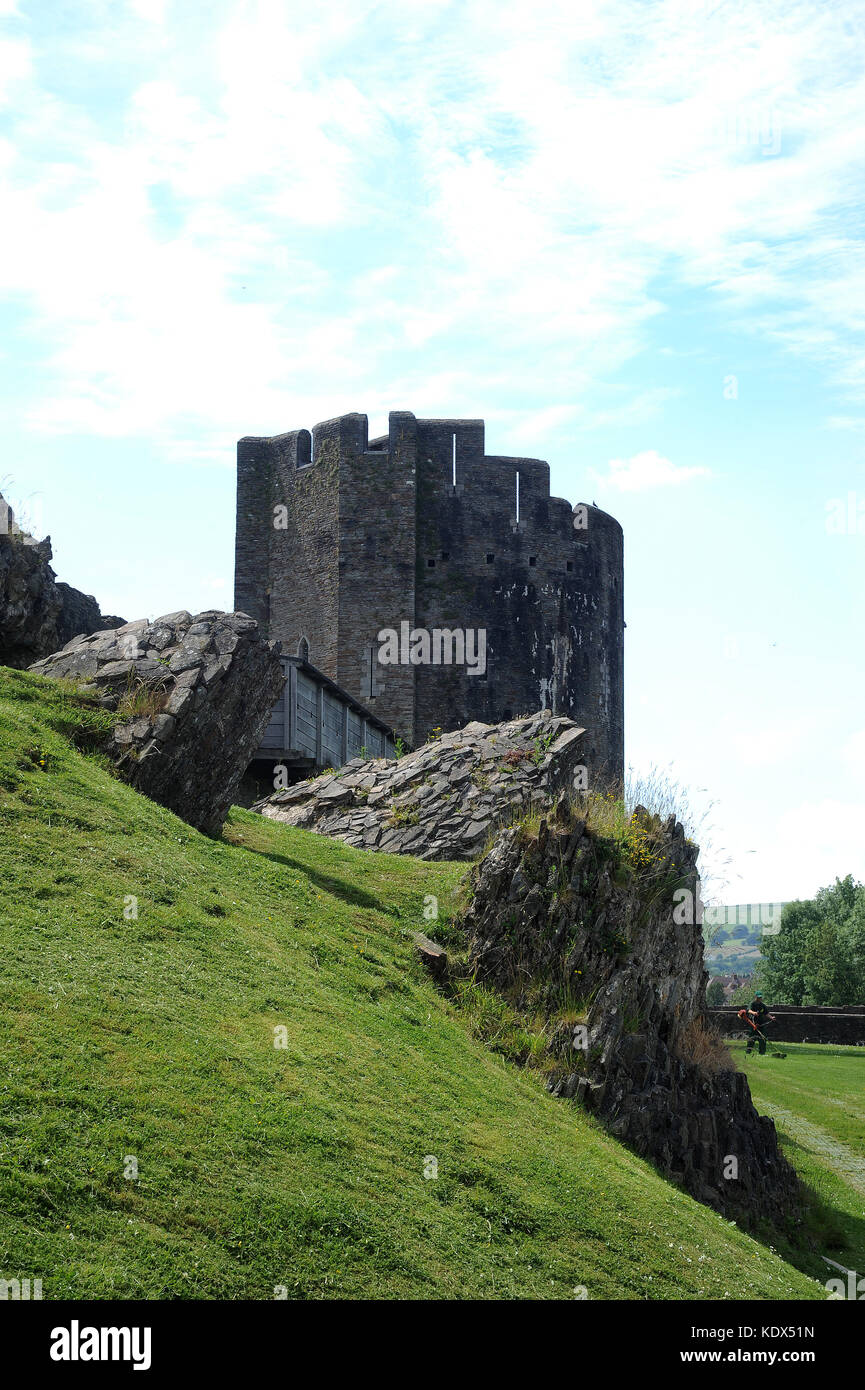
top-left (703, 921), bottom-right (764, 976)
top-left (0, 667), bottom-right (826, 1300)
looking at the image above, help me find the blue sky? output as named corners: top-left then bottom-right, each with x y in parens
top-left (1, 0), bottom-right (864, 905)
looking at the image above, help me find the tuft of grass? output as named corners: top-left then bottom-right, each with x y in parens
top-left (449, 978), bottom-right (556, 1074)
top-left (676, 1018), bottom-right (736, 1073)
top-left (623, 763), bottom-right (730, 908)
top-left (115, 676), bottom-right (170, 723)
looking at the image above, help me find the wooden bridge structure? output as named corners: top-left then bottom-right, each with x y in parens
top-left (254, 654), bottom-right (396, 778)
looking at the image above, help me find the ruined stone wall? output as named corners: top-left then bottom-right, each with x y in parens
top-left (254, 711), bottom-right (586, 860)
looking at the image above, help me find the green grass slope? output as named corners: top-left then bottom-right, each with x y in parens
top-left (0, 668), bottom-right (822, 1300)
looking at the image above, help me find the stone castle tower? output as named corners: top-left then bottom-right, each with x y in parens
top-left (234, 410), bottom-right (624, 780)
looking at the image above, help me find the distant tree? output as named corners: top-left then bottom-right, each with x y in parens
top-left (756, 876), bottom-right (865, 1006)
top-left (706, 979), bottom-right (726, 1006)
top-left (802, 917), bottom-right (859, 1005)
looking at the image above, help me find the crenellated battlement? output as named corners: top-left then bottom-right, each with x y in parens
top-left (234, 409), bottom-right (624, 776)
top-left (243, 412), bottom-right (550, 492)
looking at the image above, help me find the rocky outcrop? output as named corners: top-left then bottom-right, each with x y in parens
top-left (458, 804), bottom-right (801, 1228)
top-left (29, 610), bottom-right (284, 836)
top-left (253, 712), bottom-right (586, 860)
top-left (0, 527), bottom-right (62, 666)
top-left (1, 495), bottom-right (123, 666)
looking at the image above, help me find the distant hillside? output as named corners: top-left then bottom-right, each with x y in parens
top-left (703, 902), bottom-right (788, 975)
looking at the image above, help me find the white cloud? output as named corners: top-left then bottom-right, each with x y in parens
top-left (597, 450), bottom-right (711, 492)
top-left (0, 36), bottom-right (29, 104)
top-left (826, 416), bottom-right (865, 433)
top-left (714, 798), bottom-right (865, 904)
top-left (842, 728), bottom-right (865, 777)
top-left (730, 717), bottom-right (812, 770)
top-left (128, 0), bottom-right (168, 21)
top-left (1, 0), bottom-right (865, 449)
top-left (771, 799), bottom-right (865, 898)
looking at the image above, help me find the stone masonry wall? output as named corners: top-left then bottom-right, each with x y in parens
top-left (236, 429), bottom-right (340, 677)
top-left (709, 1005), bottom-right (865, 1045)
top-left (337, 411), bottom-right (418, 745)
top-left (412, 419), bottom-right (624, 781)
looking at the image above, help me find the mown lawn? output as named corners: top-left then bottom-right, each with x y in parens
top-left (0, 667), bottom-right (823, 1299)
top-left (734, 1041), bottom-right (865, 1283)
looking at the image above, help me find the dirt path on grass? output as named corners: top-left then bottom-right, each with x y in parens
top-left (764, 1101), bottom-right (865, 1199)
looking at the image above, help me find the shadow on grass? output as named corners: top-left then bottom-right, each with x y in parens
top-left (232, 842), bottom-right (395, 915)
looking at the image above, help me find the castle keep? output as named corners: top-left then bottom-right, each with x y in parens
top-left (235, 410), bottom-right (624, 779)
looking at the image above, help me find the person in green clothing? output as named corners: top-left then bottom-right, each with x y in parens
top-left (745, 991), bottom-right (775, 1054)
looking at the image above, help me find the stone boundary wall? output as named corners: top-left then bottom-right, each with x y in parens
top-left (709, 1005), bottom-right (865, 1045)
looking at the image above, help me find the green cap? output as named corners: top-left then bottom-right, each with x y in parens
top-left (755, 990), bottom-right (763, 997)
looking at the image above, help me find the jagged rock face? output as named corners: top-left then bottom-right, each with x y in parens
top-left (1, 496), bottom-right (123, 666)
top-left (254, 712), bottom-right (586, 860)
top-left (0, 529), bottom-right (62, 666)
top-left (55, 582), bottom-right (124, 648)
top-left (460, 809), bottom-right (801, 1228)
top-left (29, 610), bottom-right (284, 836)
